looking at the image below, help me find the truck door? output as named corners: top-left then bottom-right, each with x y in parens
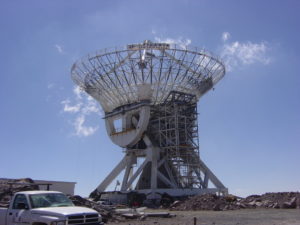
top-left (7, 194), bottom-right (31, 225)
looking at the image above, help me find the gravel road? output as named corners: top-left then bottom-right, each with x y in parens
top-left (108, 208), bottom-right (300, 225)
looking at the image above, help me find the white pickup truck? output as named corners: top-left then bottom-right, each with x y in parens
top-left (0, 190), bottom-right (104, 225)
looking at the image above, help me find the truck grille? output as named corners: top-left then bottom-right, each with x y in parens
top-left (67, 213), bottom-right (100, 225)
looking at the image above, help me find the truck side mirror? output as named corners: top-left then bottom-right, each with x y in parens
top-left (17, 203), bottom-right (28, 210)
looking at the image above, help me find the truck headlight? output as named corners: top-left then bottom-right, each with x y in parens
top-left (50, 221), bottom-right (66, 225)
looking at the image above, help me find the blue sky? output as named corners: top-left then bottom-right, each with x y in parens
top-left (0, 0), bottom-right (299, 197)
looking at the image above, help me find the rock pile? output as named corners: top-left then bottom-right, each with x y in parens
top-left (171, 192), bottom-right (300, 211)
top-left (170, 194), bottom-right (241, 211)
top-left (0, 178), bottom-right (38, 207)
top-left (242, 192), bottom-right (299, 209)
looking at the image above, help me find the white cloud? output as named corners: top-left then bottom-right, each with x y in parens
top-left (154, 36), bottom-right (191, 49)
top-left (47, 83), bottom-right (55, 89)
top-left (222, 32), bottom-right (231, 42)
top-left (73, 115), bottom-right (98, 137)
top-left (82, 97), bottom-right (100, 115)
top-left (54, 44), bottom-right (64, 54)
top-left (221, 40), bottom-right (271, 71)
top-left (73, 86), bottom-right (83, 100)
top-left (61, 99), bottom-right (81, 113)
top-left (61, 86), bottom-right (102, 137)
top-left (151, 29), bottom-right (157, 35)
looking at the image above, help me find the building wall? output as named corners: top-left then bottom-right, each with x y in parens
top-left (34, 180), bottom-right (76, 195)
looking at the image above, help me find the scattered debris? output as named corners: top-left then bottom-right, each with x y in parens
top-left (69, 196), bottom-right (174, 222)
top-left (115, 207), bottom-right (174, 220)
top-left (171, 192), bottom-right (300, 211)
top-left (115, 206), bottom-right (147, 214)
top-left (68, 195), bottom-right (117, 223)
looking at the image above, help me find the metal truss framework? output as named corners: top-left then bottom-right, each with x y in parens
top-left (149, 91), bottom-right (201, 189)
top-left (71, 41), bottom-right (228, 198)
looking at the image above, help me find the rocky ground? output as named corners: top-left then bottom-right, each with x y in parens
top-left (170, 192), bottom-right (300, 211)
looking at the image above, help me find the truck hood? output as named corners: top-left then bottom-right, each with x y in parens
top-left (32, 206), bottom-right (98, 217)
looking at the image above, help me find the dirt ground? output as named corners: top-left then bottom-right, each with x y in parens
top-left (108, 208), bottom-right (300, 225)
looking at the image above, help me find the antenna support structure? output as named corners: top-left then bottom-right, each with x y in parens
top-left (71, 40), bottom-right (228, 201)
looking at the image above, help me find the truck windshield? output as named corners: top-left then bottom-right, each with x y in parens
top-left (29, 193), bottom-right (74, 208)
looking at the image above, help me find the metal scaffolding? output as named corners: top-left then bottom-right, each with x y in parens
top-left (149, 91), bottom-right (200, 188)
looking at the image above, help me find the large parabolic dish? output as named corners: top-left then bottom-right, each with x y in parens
top-left (71, 40), bottom-right (225, 113)
top-left (71, 40), bottom-right (228, 199)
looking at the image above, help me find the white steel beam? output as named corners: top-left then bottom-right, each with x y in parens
top-left (96, 155), bottom-right (128, 192)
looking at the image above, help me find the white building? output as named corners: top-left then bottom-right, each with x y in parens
top-left (34, 180), bottom-right (76, 195)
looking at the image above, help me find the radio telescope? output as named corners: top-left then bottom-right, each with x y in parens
top-left (71, 40), bottom-right (228, 200)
